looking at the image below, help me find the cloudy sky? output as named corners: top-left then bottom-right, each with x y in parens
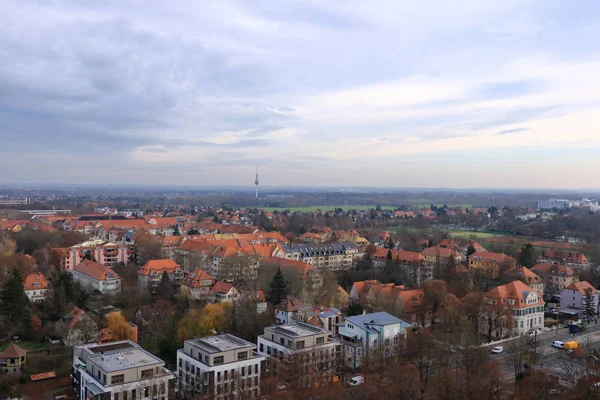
top-left (1, 0), bottom-right (600, 188)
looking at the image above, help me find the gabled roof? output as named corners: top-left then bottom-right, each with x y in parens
top-left (24, 273), bottom-right (49, 291)
top-left (531, 263), bottom-right (577, 277)
top-left (484, 280), bottom-right (544, 309)
top-left (276, 296), bottom-right (304, 312)
top-left (211, 281), bottom-right (234, 295)
top-left (470, 251), bottom-right (516, 264)
top-left (74, 259), bottom-right (120, 281)
top-left (183, 268), bottom-right (214, 288)
top-left (565, 281), bottom-right (598, 295)
top-left (399, 289), bottom-right (424, 313)
top-left (506, 266), bottom-right (543, 285)
top-left (345, 312), bottom-right (411, 333)
top-left (138, 259), bottom-right (182, 276)
top-left (371, 248), bottom-right (423, 263)
top-left (0, 343), bottom-right (27, 358)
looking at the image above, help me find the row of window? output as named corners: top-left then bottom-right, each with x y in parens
top-left (112, 383), bottom-right (166, 400)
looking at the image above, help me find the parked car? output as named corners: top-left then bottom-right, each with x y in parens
top-left (552, 341), bottom-right (565, 349)
top-left (491, 346), bottom-right (504, 354)
top-left (348, 376), bottom-right (364, 387)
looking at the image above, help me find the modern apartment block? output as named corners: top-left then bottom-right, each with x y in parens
top-left (72, 340), bottom-right (175, 400)
top-left (54, 240), bottom-right (129, 271)
top-left (281, 242), bottom-right (362, 271)
top-left (257, 322), bottom-right (342, 388)
top-left (177, 334), bottom-right (265, 399)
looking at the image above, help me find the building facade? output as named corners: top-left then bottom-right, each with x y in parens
top-left (72, 340), bottom-right (175, 400)
top-left (531, 263), bottom-right (579, 291)
top-left (24, 272), bottom-right (49, 302)
top-left (338, 312), bottom-right (411, 369)
top-left (72, 260), bottom-right (121, 295)
top-left (482, 281), bottom-right (545, 338)
top-left (64, 240), bottom-right (129, 271)
top-left (559, 281), bottom-right (599, 320)
top-left (137, 259), bottom-right (184, 292)
top-left (257, 322), bottom-right (342, 389)
top-left (281, 242), bottom-right (362, 272)
top-left (177, 334), bottom-right (265, 399)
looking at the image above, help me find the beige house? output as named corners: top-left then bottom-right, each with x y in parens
top-left (531, 263), bottom-right (580, 291)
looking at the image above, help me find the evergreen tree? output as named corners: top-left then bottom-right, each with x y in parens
top-left (173, 226), bottom-right (181, 236)
top-left (518, 243), bottom-right (538, 268)
top-left (583, 288), bottom-right (596, 323)
top-left (0, 268), bottom-right (30, 323)
top-left (266, 267), bottom-right (289, 306)
top-left (187, 228), bottom-right (200, 235)
top-left (156, 271), bottom-right (176, 300)
top-left (466, 244), bottom-right (477, 261)
top-left (347, 302), bottom-right (364, 316)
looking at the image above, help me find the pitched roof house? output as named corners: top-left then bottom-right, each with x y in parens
top-left (23, 272), bottom-right (49, 303)
top-left (72, 259), bottom-right (121, 295)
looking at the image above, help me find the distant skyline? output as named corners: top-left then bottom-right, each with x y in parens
top-left (1, 1), bottom-right (600, 188)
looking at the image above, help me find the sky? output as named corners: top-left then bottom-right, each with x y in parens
top-left (1, 0), bottom-right (600, 189)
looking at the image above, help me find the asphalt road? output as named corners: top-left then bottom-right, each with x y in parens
top-left (488, 323), bottom-right (600, 381)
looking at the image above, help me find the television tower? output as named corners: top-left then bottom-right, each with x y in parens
top-left (254, 167), bottom-right (259, 199)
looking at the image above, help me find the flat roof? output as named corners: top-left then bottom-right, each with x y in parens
top-left (87, 342), bottom-right (136, 354)
top-left (266, 322), bottom-right (328, 338)
top-left (90, 349), bottom-right (163, 372)
top-left (188, 334), bottom-right (255, 354)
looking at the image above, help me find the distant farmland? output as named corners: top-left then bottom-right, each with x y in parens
top-left (259, 205), bottom-right (396, 212)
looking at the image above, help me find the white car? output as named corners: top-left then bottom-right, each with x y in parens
top-left (348, 376), bottom-right (364, 387)
top-left (491, 346), bottom-right (504, 354)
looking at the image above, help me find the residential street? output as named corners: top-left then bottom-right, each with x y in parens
top-left (487, 323), bottom-right (600, 382)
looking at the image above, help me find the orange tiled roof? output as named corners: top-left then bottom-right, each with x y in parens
top-left (485, 281), bottom-right (544, 309)
top-left (138, 259), bottom-right (182, 276)
top-left (372, 248), bottom-right (424, 263)
top-left (541, 249), bottom-right (590, 264)
top-left (565, 281), bottom-right (598, 295)
top-left (531, 263), bottom-right (577, 277)
top-left (277, 296), bottom-right (304, 312)
top-left (184, 269), bottom-right (214, 288)
top-left (470, 251), bottom-right (516, 263)
top-left (399, 289), bottom-right (424, 313)
top-left (74, 259), bottom-right (120, 281)
top-left (506, 266), bottom-right (543, 285)
top-left (211, 281), bottom-right (234, 294)
top-left (24, 273), bottom-right (49, 291)
top-left (264, 257), bottom-right (321, 279)
top-left (422, 246), bottom-right (460, 258)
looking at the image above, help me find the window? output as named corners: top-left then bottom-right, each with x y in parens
top-left (242, 366), bottom-right (246, 377)
top-left (111, 374), bottom-right (125, 384)
top-left (132, 390), bottom-right (136, 399)
top-left (114, 393), bottom-right (119, 400)
top-left (296, 340), bottom-right (305, 349)
top-left (141, 369), bottom-right (154, 379)
top-left (280, 338), bottom-right (285, 345)
top-left (237, 351), bottom-right (248, 360)
top-left (316, 337), bottom-right (324, 345)
top-left (144, 387), bottom-right (149, 397)
top-left (259, 343), bottom-right (263, 352)
top-left (214, 356), bottom-right (224, 365)
top-left (267, 347), bottom-right (271, 355)
top-left (217, 371), bottom-right (221, 382)
top-left (255, 364), bottom-right (258, 374)
top-left (160, 383), bottom-right (166, 394)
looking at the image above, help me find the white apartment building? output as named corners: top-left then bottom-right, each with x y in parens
top-left (72, 259), bottom-right (121, 295)
top-left (482, 281), bottom-right (545, 339)
top-left (338, 311), bottom-right (411, 369)
top-left (177, 334), bottom-right (265, 399)
top-left (281, 243), bottom-right (362, 272)
top-left (72, 340), bottom-right (175, 400)
top-left (257, 322), bottom-right (342, 388)
top-left (560, 281), bottom-right (600, 321)
top-left (537, 198), bottom-right (572, 210)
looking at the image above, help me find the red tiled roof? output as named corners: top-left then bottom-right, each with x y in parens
top-left (372, 248), bottom-right (424, 263)
top-left (0, 343), bottom-right (27, 358)
top-left (184, 269), bottom-right (214, 288)
top-left (211, 281), bottom-right (234, 294)
top-left (74, 259), bottom-right (120, 281)
top-left (531, 263), bottom-right (577, 277)
top-left (138, 259), bottom-right (181, 276)
top-left (485, 281), bottom-right (544, 309)
top-left (565, 281), bottom-right (598, 295)
top-left (24, 273), bottom-right (49, 291)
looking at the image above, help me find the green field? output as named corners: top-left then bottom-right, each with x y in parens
top-left (390, 227), bottom-right (511, 239)
top-left (259, 205), bottom-right (397, 212)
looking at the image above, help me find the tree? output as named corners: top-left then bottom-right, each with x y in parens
top-left (187, 228), bottom-right (200, 235)
top-left (133, 231), bottom-right (163, 265)
top-left (466, 244), bottom-right (476, 262)
top-left (266, 267), bottom-right (289, 306)
top-left (518, 243), bottom-right (538, 268)
top-left (155, 271), bottom-right (176, 300)
top-left (176, 303), bottom-right (233, 343)
top-left (0, 268), bottom-right (30, 324)
top-left (583, 288), bottom-right (596, 323)
top-left (347, 302), bottom-right (364, 316)
top-left (107, 313), bottom-right (135, 341)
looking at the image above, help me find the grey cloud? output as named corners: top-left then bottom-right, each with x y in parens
top-left (496, 127), bottom-right (529, 135)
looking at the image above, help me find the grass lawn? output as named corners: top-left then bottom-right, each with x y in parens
top-left (259, 205), bottom-right (397, 212)
top-left (389, 227), bottom-right (511, 239)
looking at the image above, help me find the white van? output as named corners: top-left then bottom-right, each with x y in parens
top-left (552, 341), bottom-right (565, 349)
